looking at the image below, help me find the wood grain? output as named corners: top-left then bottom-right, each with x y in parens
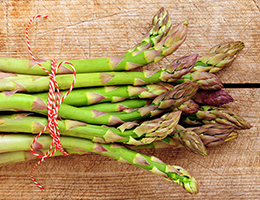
top-left (0, 0), bottom-right (259, 199)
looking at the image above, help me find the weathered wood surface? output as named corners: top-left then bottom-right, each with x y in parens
top-left (0, 0), bottom-right (259, 199)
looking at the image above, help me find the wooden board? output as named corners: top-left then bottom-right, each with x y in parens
top-left (0, 0), bottom-right (259, 199)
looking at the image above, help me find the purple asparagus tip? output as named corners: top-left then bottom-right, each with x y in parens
top-left (194, 89), bottom-right (234, 106)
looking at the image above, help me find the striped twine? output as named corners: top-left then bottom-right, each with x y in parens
top-left (26, 15), bottom-right (76, 191)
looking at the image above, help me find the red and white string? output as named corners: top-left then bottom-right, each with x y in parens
top-left (26, 15), bottom-right (76, 191)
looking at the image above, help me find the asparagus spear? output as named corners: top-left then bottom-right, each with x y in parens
top-left (182, 105), bottom-right (252, 129)
top-left (65, 89), bottom-right (231, 115)
top-left (28, 53), bottom-right (196, 107)
top-left (0, 81), bottom-right (198, 125)
top-left (170, 125), bottom-right (207, 156)
top-left (0, 134), bottom-right (199, 194)
top-left (174, 71), bottom-right (223, 90)
top-left (137, 124), bottom-right (207, 156)
top-left (0, 148), bottom-right (87, 167)
top-left (34, 91), bottom-right (198, 115)
top-left (193, 41), bottom-right (245, 73)
top-left (0, 112), bottom-right (237, 150)
top-left (78, 98), bottom-right (200, 114)
top-left (160, 41), bottom-right (244, 96)
top-left (0, 54), bottom-right (197, 93)
top-left (175, 100), bottom-right (200, 115)
top-left (133, 124), bottom-right (238, 150)
top-left (78, 99), bottom-right (151, 112)
top-left (187, 123), bottom-right (237, 147)
top-left (0, 126), bottom-right (237, 167)
top-left (194, 89), bottom-right (234, 106)
top-left (0, 8), bottom-right (188, 75)
top-left (128, 7), bottom-right (172, 52)
top-left (34, 82), bottom-right (174, 107)
top-left (53, 96), bottom-right (199, 115)
top-left (0, 110), bottom-right (182, 145)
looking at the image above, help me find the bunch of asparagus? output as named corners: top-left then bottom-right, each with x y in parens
top-left (0, 7), bottom-right (251, 194)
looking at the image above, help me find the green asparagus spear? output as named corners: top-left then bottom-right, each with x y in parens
top-left (187, 123), bottom-right (237, 147)
top-left (78, 99), bottom-right (151, 112)
top-left (0, 81), bottom-right (198, 125)
top-left (193, 41), bottom-right (245, 73)
top-left (170, 125), bottom-right (207, 156)
top-left (0, 148), bottom-right (87, 167)
top-left (158, 124), bottom-right (236, 155)
top-left (28, 53), bottom-right (195, 107)
top-left (0, 54), bottom-right (197, 93)
top-left (182, 105), bottom-right (251, 129)
top-left (0, 8), bottom-right (188, 75)
top-left (136, 130), bottom-right (207, 155)
top-left (130, 7), bottom-right (172, 52)
top-left (78, 98), bottom-right (200, 114)
top-left (55, 97), bottom-right (199, 114)
top-left (0, 112), bottom-right (237, 149)
top-left (0, 134), bottom-right (199, 194)
top-left (174, 71), bottom-right (223, 90)
top-left (170, 41), bottom-right (245, 91)
top-left (139, 124), bottom-right (207, 156)
top-left (0, 110), bottom-right (181, 145)
top-left (133, 124), bottom-right (238, 150)
top-left (33, 82), bottom-right (174, 107)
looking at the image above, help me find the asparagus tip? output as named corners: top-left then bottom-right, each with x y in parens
top-left (184, 177), bottom-right (199, 194)
top-left (183, 20), bottom-right (188, 26)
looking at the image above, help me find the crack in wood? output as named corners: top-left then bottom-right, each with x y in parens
top-left (252, 0), bottom-right (260, 12)
top-left (223, 83), bottom-right (260, 88)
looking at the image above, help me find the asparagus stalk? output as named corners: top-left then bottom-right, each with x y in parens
top-left (78, 98), bottom-right (200, 114)
top-left (70, 89), bottom-right (232, 114)
top-left (0, 148), bottom-right (88, 167)
top-left (28, 53), bottom-right (196, 107)
top-left (193, 41), bottom-right (245, 73)
top-left (0, 112), bottom-right (237, 150)
top-left (0, 54), bottom-right (197, 93)
top-left (34, 82), bottom-right (174, 107)
top-left (0, 8), bottom-right (188, 75)
top-left (53, 96), bottom-right (199, 114)
top-left (0, 110), bottom-right (182, 145)
top-left (0, 134), bottom-right (199, 194)
top-left (0, 72), bottom-right (29, 79)
top-left (79, 99), bottom-right (151, 112)
top-left (0, 127), bottom-right (237, 167)
top-left (181, 105), bottom-right (252, 129)
top-left (0, 81), bottom-right (198, 125)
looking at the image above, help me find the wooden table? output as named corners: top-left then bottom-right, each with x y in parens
top-left (0, 0), bottom-right (259, 199)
